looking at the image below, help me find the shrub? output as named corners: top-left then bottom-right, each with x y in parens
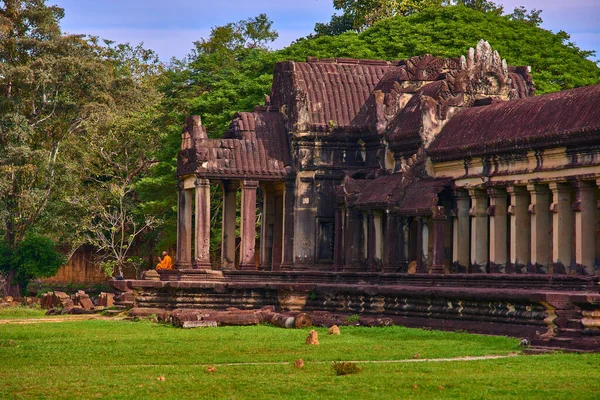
top-left (332, 361), bottom-right (363, 376)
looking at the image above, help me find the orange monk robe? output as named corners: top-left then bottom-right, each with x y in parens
top-left (156, 255), bottom-right (173, 270)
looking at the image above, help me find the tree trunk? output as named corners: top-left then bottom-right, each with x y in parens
top-left (5, 269), bottom-right (22, 298)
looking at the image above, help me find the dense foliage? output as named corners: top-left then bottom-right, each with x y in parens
top-left (0, 233), bottom-right (65, 294)
top-left (0, 0), bottom-right (162, 292)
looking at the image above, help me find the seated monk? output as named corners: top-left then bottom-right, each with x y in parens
top-left (156, 251), bottom-right (173, 270)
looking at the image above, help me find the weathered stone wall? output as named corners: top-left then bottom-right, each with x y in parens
top-left (42, 247), bottom-right (107, 285)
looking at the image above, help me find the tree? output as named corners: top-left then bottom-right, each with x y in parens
top-left (508, 5), bottom-right (542, 26)
top-left (0, 1), bottom-right (162, 291)
top-left (328, 0), bottom-right (445, 32)
top-left (453, 0), bottom-right (502, 15)
top-left (290, 6), bottom-right (600, 93)
top-left (314, 13), bottom-right (356, 36)
top-left (0, 233), bottom-right (65, 296)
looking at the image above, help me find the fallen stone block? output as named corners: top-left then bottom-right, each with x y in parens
top-left (72, 291), bottom-right (94, 310)
top-left (98, 292), bottom-right (115, 308)
top-left (358, 316), bottom-right (394, 327)
top-left (181, 320), bottom-right (217, 329)
top-left (141, 270), bottom-right (160, 281)
top-left (270, 312), bottom-right (313, 329)
top-left (328, 325), bottom-right (341, 335)
top-left (306, 330), bottom-right (319, 345)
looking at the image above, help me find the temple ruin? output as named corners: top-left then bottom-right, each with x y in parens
top-left (112, 41), bottom-right (600, 351)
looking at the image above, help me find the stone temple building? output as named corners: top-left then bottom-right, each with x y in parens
top-left (113, 41), bottom-right (600, 351)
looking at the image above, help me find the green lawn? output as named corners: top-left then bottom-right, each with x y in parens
top-left (0, 312), bottom-right (599, 399)
top-left (0, 305), bottom-right (47, 319)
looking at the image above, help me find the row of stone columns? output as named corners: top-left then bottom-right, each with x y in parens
top-left (176, 177), bottom-right (294, 271)
top-left (336, 205), bottom-right (447, 273)
top-left (453, 180), bottom-right (599, 274)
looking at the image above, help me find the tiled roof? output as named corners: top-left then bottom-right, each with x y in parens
top-left (271, 58), bottom-right (397, 132)
top-left (344, 174), bottom-right (451, 214)
top-left (194, 111), bottom-right (292, 180)
top-left (428, 84), bottom-right (600, 161)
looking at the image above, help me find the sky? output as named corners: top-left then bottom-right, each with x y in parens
top-left (52, 0), bottom-right (599, 63)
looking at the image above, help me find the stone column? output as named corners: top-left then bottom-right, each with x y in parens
top-left (550, 182), bottom-right (573, 274)
top-left (469, 188), bottom-right (488, 273)
top-left (416, 217), bottom-right (425, 273)
top-left (260, 184), bottom-right (275, 270)
top-left (239, 180), bottom-right (259, 270)
top-left (528, 183), bottom-right (551, 273)
top-left (384, 211), bottom-right (399, 271)
top-left (195, 178), bottom-right (212, 269)
top-left (362, 211), bottom-right (369, 265)
top-left (175, 183), bottom-right (193, 269)
top-left (344, 205), bottom-right (361, 270)
top-left (453, 190), bottom-right (470, 273)
top-left (367, 210), bottom-right (376, 270)
top-left (374, 211), bottom-right (383, 263)
top-left (488, 187), bottom-right (508, 273)
top-left (280, 180), bottom-right (295, 270)
top-left (221, 181), bottom-right (238, 270)
top-left (507, 186), bottom-right (530, 273)
top-left (271, 186), bottom-right (284, 271)
top-left (574, 181), bottom-right (597, 275)
top-left (333, 204), bottom-right (344, 270)
top-left (399, 217), bottom-right (409, 273)
top-left (431, 207), bottom-right (447, 274)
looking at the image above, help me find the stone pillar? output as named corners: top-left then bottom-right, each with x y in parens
top-left (194, 178), bottom-right (211, 269)
top-left (550, 182), bottom-right (573, 274)
top-left (416, 217), bottom-right (426, 273)
top-left (344, 205), bottom-right (361, 270)
top-left (453, 190), bottom-right (470, 273)
top-left (468, 188), bottom-right (488, 273)
top-left (271, 186), bottom-right (284, 271)
top-left (507, 186), bottom-right (530, 273)
top-left (260, 184), bottom-right (275, 270)
top-left (221, 181), bottom-right (238, 270)
top-left (175, 183), bottom-right (193, 269)
top-left (374, 211), bottom-right (383, 263)
top-left (399, 217), bottom-right (409, 273)
top-left (280, 180), bottom-right (295, 270)
top-left (488, 187), bottom-right (508, 273)
top-left (431, 207), bottom-right (447, 274)
top-left (239, 180), bottom-right (258, 270)
top-left (384, 211), bottom-right (399, 271)
top-left (367, 210), bottom-right (376, 270)
top-left (362, 211), bottom-right (369, 265)
top-left (574, 181), bottom-right (596, 275)
top-left (528, 183), bottom-right (551, 273)
top-left (333, 204), bottom-right (344, 270)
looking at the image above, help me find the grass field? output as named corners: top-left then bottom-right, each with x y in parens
top-left (0, 309), bottom-right (599, 399)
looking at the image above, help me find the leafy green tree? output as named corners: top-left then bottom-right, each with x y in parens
top-left (329, 0), bottom-right (445, 32)
top-left (0, 0), bottom-right (162, 287)
top-left (0, 233), bottom-right (65, 296)
top-left (288, 6), bottom-right (599, 93)
top-left (314, 13), bottom-right (356, 36)
top-left (453, 0), bottom-right (502, 15)
top-left (508, 5), bottom-right (543, 26)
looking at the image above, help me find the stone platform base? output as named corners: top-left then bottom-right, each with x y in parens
top-left (109, 270), bottom-right (600, 352)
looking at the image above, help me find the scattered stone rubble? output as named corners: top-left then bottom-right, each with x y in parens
top-left (38, 290), bottom-right (116, 315)
top-left (0, 296), bottom-right (39, 307)
top-left (126, 305), bottom-right (394, 330)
